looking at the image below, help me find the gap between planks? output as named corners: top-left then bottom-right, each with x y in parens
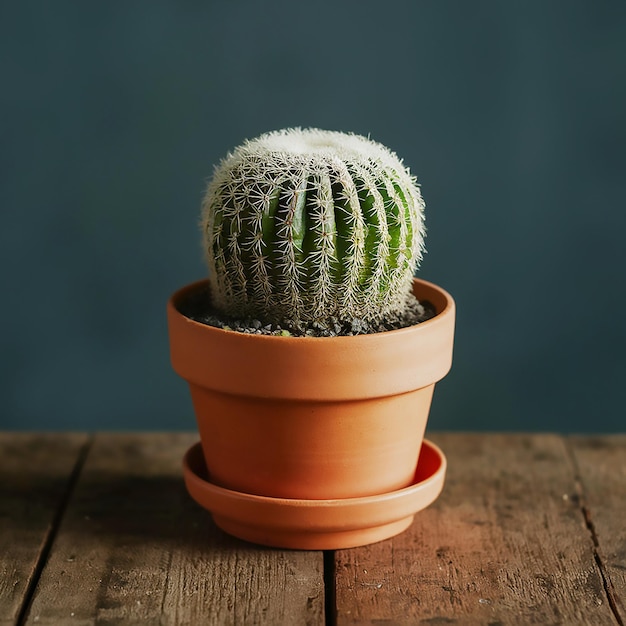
top-left (324, 550), bottom-right (337, 626)
top-left (565, 436), bottom-right (625, 626)
top-left (15, 436), bottom-right (94, 626)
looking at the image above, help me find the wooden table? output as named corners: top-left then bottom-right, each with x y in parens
top-left (1, 433), bottom-right (624, 625)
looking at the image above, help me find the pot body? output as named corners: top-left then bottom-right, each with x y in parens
top-left (168, 278), bottom-right (455, 500)
top-left (189, 384), bottom-right (434, 499)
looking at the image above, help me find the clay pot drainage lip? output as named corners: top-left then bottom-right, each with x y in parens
top-left (183, 439), bottom-right (447, 550)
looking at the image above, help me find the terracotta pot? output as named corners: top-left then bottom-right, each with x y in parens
top-left (168, 278), bottom-right (455, 501)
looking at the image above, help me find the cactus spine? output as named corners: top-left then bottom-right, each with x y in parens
top-left (201, 128), bottom-right (426, 328)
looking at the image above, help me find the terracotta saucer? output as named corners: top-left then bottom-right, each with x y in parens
top-left (183, 438), bottom-right (446, 550)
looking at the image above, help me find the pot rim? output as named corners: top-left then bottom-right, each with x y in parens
top-left (168, 277), bottom-right (455, 400)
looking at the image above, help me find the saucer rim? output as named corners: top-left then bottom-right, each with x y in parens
top-left (183, 438), bottom-right (446, 508)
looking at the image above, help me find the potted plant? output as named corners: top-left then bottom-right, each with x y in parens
top-left (168, 128), bottom-right (455, 549)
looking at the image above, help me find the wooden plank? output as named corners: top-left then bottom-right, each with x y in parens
top-left (0, 433), bottom-right (88, 626)
top-left (24, 433), bottom-right (324, 626)
top-left (334, 433), bottom-right (616, 625)
top-left (569, 435), bottom-right (626, 623)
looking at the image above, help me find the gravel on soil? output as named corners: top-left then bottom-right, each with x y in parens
top-left (178, 286), bottom-right (436, 337)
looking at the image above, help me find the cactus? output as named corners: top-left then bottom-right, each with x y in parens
top-left (201, 128), bottom-right (426, 329)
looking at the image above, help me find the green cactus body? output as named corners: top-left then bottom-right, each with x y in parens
top-left (201, 128), bottom-right (426, 327)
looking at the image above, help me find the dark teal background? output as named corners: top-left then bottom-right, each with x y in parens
top-left (2, 2), bottom-right (625, 432)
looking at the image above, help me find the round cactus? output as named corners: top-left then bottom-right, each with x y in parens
top-left (201, 128), bottom-right (426, 328)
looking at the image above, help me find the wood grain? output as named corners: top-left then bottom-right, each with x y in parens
top-left (24, 433), bottom-right (324, 626)
top-left (570, 434), bottom-right (626, 624)
top-left (0, 433), bottom-right (88, 626)
top-left (334, 433), bottom-right (615, 625)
